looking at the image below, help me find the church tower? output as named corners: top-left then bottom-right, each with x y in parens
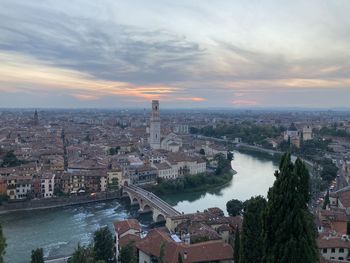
top-left (33, 109), bottom-right (39, 125)
top-left (150, 100), bottom-right (161, 149)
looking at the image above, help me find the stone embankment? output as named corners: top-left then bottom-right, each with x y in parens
top-left (0, 190), bottom-right (120, 214)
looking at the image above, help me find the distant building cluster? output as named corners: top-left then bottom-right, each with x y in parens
top-left (283, 123), bottom-right (313, 148)
top-left (0, 102), bottom-right (211, 201)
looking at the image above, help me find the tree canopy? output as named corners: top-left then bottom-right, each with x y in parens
top-left (68, 244), bottom-right (94, 263)
top-left (263, 153), bottom-right (319, 263)
top-left (1, 151), bottom-right (22, 167)
top-left (30, 248), bottom-right (44, 263)
top-left (240, 196), bottom-right (267, 263)
top-left (319, 158), bottom-right (338, 182)
top-left (190, 124), bottom-right (284, 145)
top-left (119, 241), bottom-right (136, 263)
top-left (93, 227), bottom-right (114, 263)
top-left (233, 228), bottom-right (240, 263)
top-left (226, 199), bottom-right (243, 216)
top-left (0, 223), bottom-right (6, 263)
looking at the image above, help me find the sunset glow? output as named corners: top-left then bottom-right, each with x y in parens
top-left (0, 0), bottom-right (349, 108)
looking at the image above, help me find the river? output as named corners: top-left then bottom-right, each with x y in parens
top-left (1, 151), bottom-right (278, 263)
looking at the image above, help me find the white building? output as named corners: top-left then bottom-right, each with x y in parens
top-left (174, 124), bottom-right (189, 134)
top-left (41, 173), bottom-right (55, 198)
top-left (166, 153), bottom-right (206, 176)
top-left (303, 125), bottom-right (313, 141)
top-left (6, 176), bottom-right (32, 200)
top-left (319, 235), bottom-right (350, 262)
top-left (152, 162), bottom-right (178, 180)
top-left (161, 132), bottom-right (182, 152)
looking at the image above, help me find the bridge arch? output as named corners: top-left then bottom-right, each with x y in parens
top-left (132, 197), bottom-right (139, 205)
top-left (123, 191), bottom-right (140, 206)
top-left (142, 204), bottom-right (152, 212)
top-left (156, 214), bottom-right (166, 222)
top-left (152, 208), bottom-right (166, 222)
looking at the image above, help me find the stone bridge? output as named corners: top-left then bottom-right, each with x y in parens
top-left (122, 185), bottom-right (181, 222)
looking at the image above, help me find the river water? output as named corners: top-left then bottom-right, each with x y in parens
top-left (1, 151), bottom-right (278, 263)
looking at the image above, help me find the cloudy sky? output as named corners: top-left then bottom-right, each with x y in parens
top-left (1, 0), bottom-right (350, 108)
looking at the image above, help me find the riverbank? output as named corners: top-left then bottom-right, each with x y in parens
top-left (234, 146), bottom-right (282, 163)
top-left (145, 169), bottom-right (236, 195)
top-left (0, 190), bottom-right (120, 214)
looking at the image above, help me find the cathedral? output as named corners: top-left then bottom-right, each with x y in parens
top-left (149, 100), bottom-right (182, 152)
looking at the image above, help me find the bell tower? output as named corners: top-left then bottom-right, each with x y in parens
top-left (34, 109), bottom-right (39, 125)
top-left (150, 100), bottom-right (161, 149)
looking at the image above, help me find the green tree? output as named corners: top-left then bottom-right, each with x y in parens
top-left (226, 199), bottom-right (243, 216)
top-left (119, 241), bottom-right (136, 263)
top-left (30, 248), bottom-right (44, 263)
top-left (323, 190), bottom-right (330, 209)
top-left (214, 153), bottom-right (231, 175)
top-left (240, 196), bottom-right (266, 263)
top-left (234, 228), bottom-right (240, 263)
top-left (109, 148), bottom-right (116, 155)
top-left (159, 241), bottom-right (166, 263)
top-left (319, 158), bottom-right (338, 182)
top-left (263, 153), bottom-right (319, 263)
top-left (108, 178), bottom-right (119, 190)
top-left (0, 223), bottom-right (6, 263)
top-left (1, 151), bottom-right (22, 167)
top-left (93, 227), bottom-right (114, 263)
top-left (68, 244), bottom-right (94, 263)
top-left (227, 151), bottom-right (234, 161)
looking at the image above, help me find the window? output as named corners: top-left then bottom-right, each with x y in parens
top-left (323, 248), bottom-right (327, 253)
top-left (338, 257), bottom-right (344, 260)
top-left (331, 248), bottom-right (335, 253)
top-left (339, 248), bottom-right (344, 253)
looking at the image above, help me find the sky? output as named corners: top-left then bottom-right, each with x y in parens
top-left (0, 0), bottom-right (350, 109)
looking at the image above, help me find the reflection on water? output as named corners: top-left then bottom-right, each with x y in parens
top-left (162, 151), bottom-right (278, 214)
top-left (1, 150), bottom-right (278, 263)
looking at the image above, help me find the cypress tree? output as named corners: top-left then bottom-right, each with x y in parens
top-left (240, 196), bottom-right (266, 263)
top-left (347, 221), bottom-right (350, 235)
top-left (234, 228), bottom-right (240, 263)
top-left (323, 190), bottom-right (330, 209)
top-left (0, 223), bottom-right (5, 263)
top-left (30, 248), bottom-right (44, 263)
top-left (263, 153), bottom-right (318, 263)
top-left (93, 227), bottom-right (114, 263)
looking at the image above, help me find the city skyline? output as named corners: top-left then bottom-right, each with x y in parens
top-left (1, 0), bottom-right (350, 108)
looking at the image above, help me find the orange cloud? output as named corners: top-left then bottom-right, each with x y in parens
top-left (0, 52), bottom-right (179, 102)
top-left (232, 99), bottom-right (258, 106)
top-left (175, 97), bottom-right (206, 102)
top-left (225, 78), bottom-right (350, 90)
top-left (72, 94), bottom-right (100, 101)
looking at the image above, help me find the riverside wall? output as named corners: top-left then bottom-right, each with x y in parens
top-left (0, 190), bottom-right (121, 214)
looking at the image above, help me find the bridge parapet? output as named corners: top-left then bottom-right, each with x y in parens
top-left (122, 185), bottom-right (180, 222)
